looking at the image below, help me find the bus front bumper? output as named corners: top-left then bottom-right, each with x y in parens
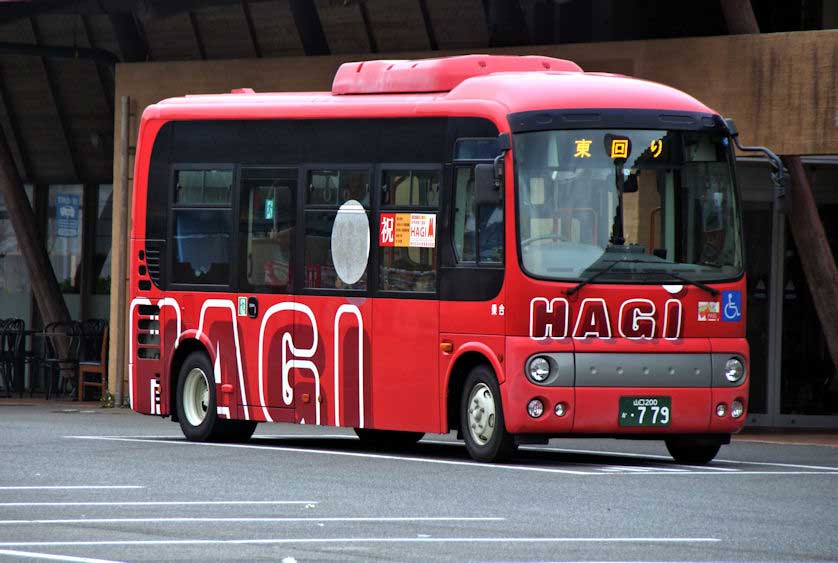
top-left (501, 337), bottom-right (749, 436)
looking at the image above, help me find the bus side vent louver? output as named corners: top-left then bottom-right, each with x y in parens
top-left (137, 304), bottom-right (161, 360)
top-left (144, 243), bottom-right (163, 287)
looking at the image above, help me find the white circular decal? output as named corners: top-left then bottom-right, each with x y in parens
top-left (331, 200), bottom-right (369, 285)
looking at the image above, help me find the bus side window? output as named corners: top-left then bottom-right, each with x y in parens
top-left (240, 168), bottom-right (296, 292)
top-left (378, 168), bottom-right (440, 293)
top-left (304, 168), bottom-right (370, 290)
top-left (453, 167), bottom-right (476, 262)
top-left (453, 166), bottom-right (503, 265)
top-left (171, 167), bottom-right (234, 286)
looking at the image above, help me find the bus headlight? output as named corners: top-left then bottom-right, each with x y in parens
top-left (731, 399), bottom-right (745, 418)
top-left (724, 358), bottom-right (745, 383)
top-left (528, 356), bottom-right (551, 383)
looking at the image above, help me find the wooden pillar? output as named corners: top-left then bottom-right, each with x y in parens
top-left (0, 114), bottom-right (71, 328)
top-left (107, 96), bottom-right (131, 407)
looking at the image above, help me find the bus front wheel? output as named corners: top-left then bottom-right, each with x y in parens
top-left (460, 365), bottom-right (516, 462)
top-left (665, 437), bottom-right (723, 465)
top-left (176, 351), bottom-right (256, 443)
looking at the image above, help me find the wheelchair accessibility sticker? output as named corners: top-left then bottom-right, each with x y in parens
top-left (722, 290), bottom-right (742, 322)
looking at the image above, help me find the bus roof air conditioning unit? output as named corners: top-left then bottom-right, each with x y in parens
top-left (331, 54), bottom-right (583, 95)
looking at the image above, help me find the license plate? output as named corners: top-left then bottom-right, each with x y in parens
top-left (619, 396), bottom-right (671, 427)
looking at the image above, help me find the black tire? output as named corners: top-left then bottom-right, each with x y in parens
top-left (176, 351), bottom-right (257, 443)
top-left (354, 428), bottom-right (424, 449)
top-left (665, 437), bottom-right (723, 465)
top-left (216, 419), bottom-right (258, 443)
top-left (460, 364), bottom-right (517, 462)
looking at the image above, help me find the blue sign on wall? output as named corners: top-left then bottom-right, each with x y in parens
top-left (722, 290), bottom-right (742, 322)
top-left (55, 193), bottom-right (80, 237)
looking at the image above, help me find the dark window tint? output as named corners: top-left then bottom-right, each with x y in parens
top-left (381, 170), bottom-right (439, 207)
top-left (241, 168), bottom-right (296, 292)
top-left (453, 167), bottom-right (476, 262)
top-left (304, 210), bottom-right (368, 290)
top-left (172, 209), bottom-right (232, 284)
top-left (307, 169), bottom-right (369, 207)
top-left (380, 246), bottom-right (436, 292)
top-left (175, 169), bottom-right (232, 204)
top-left (452, 166), bottom-right (502, 264)
top-left (454, 138), bottom-right (501, 161)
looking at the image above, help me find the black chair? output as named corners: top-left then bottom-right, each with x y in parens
top-left (0, 319), bottom-right (25, 396)
top-left (41, 321), bottom-right (81, 400)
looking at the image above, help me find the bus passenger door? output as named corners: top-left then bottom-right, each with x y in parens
top-left (237, 168), bottom-right (298, 423)
top-left (370, 168), bottom-right (442, 432)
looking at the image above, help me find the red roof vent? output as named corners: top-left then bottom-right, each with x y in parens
top-left (231, 88), bottom-right (255, 94)
top-left (331, 54), bottom-right (582, 95)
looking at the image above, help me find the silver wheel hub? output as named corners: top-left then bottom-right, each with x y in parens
top-left (183, 367), bottom-right (209, 427)
top-left (467, 382), bottom-right (496, 446)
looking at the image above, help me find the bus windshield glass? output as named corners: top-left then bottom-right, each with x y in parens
top-left (514, 129), bottom-right (742, 283)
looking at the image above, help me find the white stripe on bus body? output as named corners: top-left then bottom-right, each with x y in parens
top-left (196, 299), bottom-right (249, 420)
top-left (258, 302), bottom-right (319, 423)
top-left (334, 304), bottom-right (364, 428)
top-left (127, 298), bottom-right (153, 410)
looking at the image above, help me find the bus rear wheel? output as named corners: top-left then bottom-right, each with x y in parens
top-left (176, 351), bottom-right (257, 443)
top-left (665, 437), bottom-right (723, 465)
top-left (354, 428), bottom-right (424, 449)
top-left (460, 365), bottom-right (516, 462)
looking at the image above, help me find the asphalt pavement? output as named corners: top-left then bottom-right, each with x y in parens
top-left (0, 403), bottom-right (836, 562)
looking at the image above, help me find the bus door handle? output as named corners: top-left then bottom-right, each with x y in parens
top-left (247, 296), bottom-right (258, 319)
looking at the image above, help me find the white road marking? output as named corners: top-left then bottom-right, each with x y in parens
top-left (0, 516), bottom-right (505, 525)
top-left (0, 501), bottom-right (317, 507)
top-left (521, 445), bottom-right (838, 471)
top-left (0, 549), bottom-right (123, 563)
top-left (601, 466), bottom-right (653, 473)
top-left (410, 439), bottom-right (743, 471)
top-left (0, 486), bottom-right (143, 491)
top-left (0, 537), bottom-right (721, 548)
top-left (64, 436), bottom-right (838, 476)
top-left (63, 437), bottom-right (605, 476)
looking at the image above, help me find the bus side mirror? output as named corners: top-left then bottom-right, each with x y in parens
top-left (475, 163), bottom-right (502, 206)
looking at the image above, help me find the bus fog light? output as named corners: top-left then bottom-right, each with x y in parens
top-left (554, 402), bottom-right (567, 417)
top-left (528, 356), bottom-right (551, 382)
top-left (716, 403), bottom-right (728, 417)
top-left (731, 400), bottom-right (744, 418)
top-left (725, 358), bottom-right (745, 383)
top-left (527, 399), bottom-right (544, 418)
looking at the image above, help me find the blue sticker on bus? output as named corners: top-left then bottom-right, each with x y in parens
top-left (722, 290), bottom-right (742, 322)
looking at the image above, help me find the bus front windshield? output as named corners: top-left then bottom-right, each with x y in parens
top-left (515, 129), bottom-right (743, 284)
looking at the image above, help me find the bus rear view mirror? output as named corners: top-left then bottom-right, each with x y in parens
top-left (475, 163), bottom-right (502, 206)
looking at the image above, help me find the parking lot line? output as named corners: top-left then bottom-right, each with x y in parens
top-left (64, 436), bottom-right (612, 475)
top-left (0, 516), bottom-right (505, 525)
top-left (0, 486), bottom-right (143, 491)
top-left (0, 548), bottom-right (122, 563)
top-left (0, 537), bottom-right (721, 548)
top-left (65, 435), bottom-right (838, 476)
top-left (516, 445), bottom-right (838, 471)
top-left (0, 501), bottom-right (317, 507)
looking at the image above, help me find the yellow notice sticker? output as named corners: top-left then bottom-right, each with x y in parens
top-left (381, 213), bottom-right (436, 248)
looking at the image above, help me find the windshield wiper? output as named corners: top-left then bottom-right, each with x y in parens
top-left (565, 258), bottom-right (645, 296)
top-left (645, 270), bottom-right (720, 297)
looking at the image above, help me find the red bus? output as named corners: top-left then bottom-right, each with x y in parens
top-left (129, 55), bottom-right (748, 463)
